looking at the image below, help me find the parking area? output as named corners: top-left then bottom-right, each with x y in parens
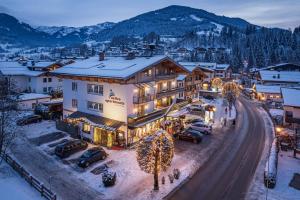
top-left (10, 97), bottom-right (235, 200)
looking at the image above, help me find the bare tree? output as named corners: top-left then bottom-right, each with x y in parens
top-left (0, 76), bottom-right (18, 165)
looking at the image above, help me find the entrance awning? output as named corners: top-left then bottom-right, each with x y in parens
top-left (68, 111), bottom-right (125, 131)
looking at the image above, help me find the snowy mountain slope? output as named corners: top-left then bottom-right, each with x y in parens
top-left (94, 5), bottom-right (252, 41)
top-left (36, 22), bottom-right (115, 38)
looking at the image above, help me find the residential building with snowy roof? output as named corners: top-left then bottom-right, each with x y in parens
top-left (52, 54), bottom-right (189, 147)
top-left (281, 88), bottom-right (300, 125)
top-left (254, 84), bottom-right (282, 102)
top-left (0, 61), bottom-right (63, 94)
top-left (258, 70), bottom-right (300, 86)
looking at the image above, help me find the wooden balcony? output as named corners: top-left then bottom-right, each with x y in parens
top-left (156, 87), bottom-right (184, 99)
top-left (155, 73), bottom-right (177, 80)
top-left (133, 95), bottom-right (154, 104)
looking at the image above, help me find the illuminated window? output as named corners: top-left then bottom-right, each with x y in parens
top-left (82, 123), bottom-right (91, 133)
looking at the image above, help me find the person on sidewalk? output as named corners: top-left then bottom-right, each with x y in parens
top-left (224, 117), bottom-right (227, 127)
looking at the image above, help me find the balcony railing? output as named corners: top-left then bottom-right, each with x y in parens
top-left (156, 87), bottom-right (184, 98)
top-left (155, 73), bottom-right (177, 80)
top-left (133, 95), bottom-right (154, 104)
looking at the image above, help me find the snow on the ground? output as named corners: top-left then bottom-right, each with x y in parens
top-left (15, 97), bottom-right (232, 200)
top-left (265, 151), bottom-right (300, 200)
top-left (20, 120), bottom-right (61, 139)
top-left (0, 162), bottom-right (43, 200)
top-left (246, 107), bottom-right (300, 200)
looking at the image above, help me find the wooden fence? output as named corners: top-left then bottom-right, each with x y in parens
top-left (1, 153), bottom-right (57, 200)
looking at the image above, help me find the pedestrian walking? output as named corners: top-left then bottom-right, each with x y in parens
top-left (225, 107), bottom-right (228, 115)
top-left (224, 117), bottom-right (227, 126)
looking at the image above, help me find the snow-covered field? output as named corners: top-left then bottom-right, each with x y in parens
top-left (0, 162), bottom-right (43, 200)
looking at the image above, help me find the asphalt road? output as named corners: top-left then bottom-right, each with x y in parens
top-left (168, 96), bottom-right (266, 200)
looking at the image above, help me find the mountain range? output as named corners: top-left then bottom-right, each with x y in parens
top-left (0, 5), bottom-right (254, 47)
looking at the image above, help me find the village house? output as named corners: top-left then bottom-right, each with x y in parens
top-left (0, 60), bottom-right (63, 94)
top-left (281, 88), bottom-right (300, 127)
top-left (257, 70), bottom-right (300, 86)
top-left (253, 84), bottom-right (282, 102)
top-left (52, 54), bottom-right (189, 147)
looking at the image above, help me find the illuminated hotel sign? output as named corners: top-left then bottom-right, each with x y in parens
top-left (105, 89), bottom-right (125, 106)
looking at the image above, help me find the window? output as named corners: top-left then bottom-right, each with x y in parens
top-left (72, 82), bottom-right (77, 91)
top-left (87, 101), bottom-right (103, 112)
top-left (58, 78), bottom-right (63, 82)
top-left (48, 78), bottom-right (52, 82)
top-left (87, 84), bottom-right (103, 95)
top-left (48, 87), bottom-right (52, 92)
top-left (28, 77), bottom-right (31, 82)
top-left (72, 99), bottom-right (78, 108)
top-left (43, 87), bottom-right (47, 93)
top-left (144, 69), bottom-right (152, 76)
top-left (179, 92), bottom-right (184, 98)
top-left (43, 78), bottom-right (47, 83)
top-left (82, 123), bottom-right (91, 133)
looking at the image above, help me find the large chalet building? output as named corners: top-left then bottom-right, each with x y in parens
top-left (53, 54), bottom-right (190, 147)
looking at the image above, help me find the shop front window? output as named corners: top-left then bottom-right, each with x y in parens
top-left (82, 123), bottom-right (91, 133)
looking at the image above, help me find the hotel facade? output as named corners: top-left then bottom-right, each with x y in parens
top-left (53, 54), bottom-right (190, 148)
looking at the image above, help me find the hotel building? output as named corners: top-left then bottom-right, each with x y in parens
top-left (53, 54), bottom-right (189, 147)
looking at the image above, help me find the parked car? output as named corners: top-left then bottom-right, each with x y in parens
top-left (55, 139), bottom-right (88, 158)
top-left (78, 147), bottom-right (108, 168)
top-left (16, 114), bottom-right (42, 126)
top-left (190, 123), bottom-right (212, 135)
top-left (175, 128), bottom-right (203, 143)
top-left (185, 118), bottom-right (204, 124)
top-left (203, 95), bottom-right (215, 100)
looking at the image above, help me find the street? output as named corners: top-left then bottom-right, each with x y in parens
top-left (168, 96), bottom-right (266, 200)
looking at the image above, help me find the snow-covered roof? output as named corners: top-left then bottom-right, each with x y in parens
top-left (0, 62), bottom-right (44, 76)
top-left (255, 84), bottom-right (281, 94)
top-left (53, 55), bottom-right (187, 79)
top-left (179, 62), bottom-right (215, 72)
top-left (281, 88), bottom-right (300, 107)
top-left (259, 70), bottom-right (300, 83)
top-left (179, 62), bottom-right (229, 72)
top-left (215, 64), bottom-right (230, 70)
top-left (33, 61), bottom-right (56, 68)
top-left (177, 74), bottom-right (186, 81)
top-left (18, 93), bottom-right (51, 101)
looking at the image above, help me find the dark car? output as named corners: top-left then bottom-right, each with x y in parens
top-left (175, 128), bottom-right (203, 143)
top-left (185, 118), bottom-right (204, 124)
top-left (16, 114), bottom-right (42, 126)
top-left (54, 139), bottom-right (88, 158)
top-left (78, 147), bottom-right (108, 168)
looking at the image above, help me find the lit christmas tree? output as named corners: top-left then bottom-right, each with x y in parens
top-left (222, 82), bottom-right (240, 117)
top-left (211, 77), bottom-right (223, 91)
top-left (136, 129), bottom-right (174, 190)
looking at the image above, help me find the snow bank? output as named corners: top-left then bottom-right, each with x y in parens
top-left (0, 162), bottom-right (43, 200)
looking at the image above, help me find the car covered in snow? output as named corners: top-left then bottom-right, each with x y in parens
top-left (78, 147), bottom-right (108, 168)
top-left (16, 114), bottom-right (42, 126)
top-left (175, 128), bottom-right (203, 143)
top-left (55, 139), bottom-right (88, 158)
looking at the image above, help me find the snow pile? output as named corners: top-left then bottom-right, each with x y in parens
top-left (0, 162), bottom-right (43, 200)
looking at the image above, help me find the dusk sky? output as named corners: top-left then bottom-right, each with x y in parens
top-left (0, 0), bottom-right (299, 29)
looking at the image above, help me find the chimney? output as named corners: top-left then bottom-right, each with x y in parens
top-left (99, 51), bottom-right (105, 61)
top-left (31, 60), bottom-right (35, 66)
top-left (277, 74), bottom-right (280, 79)
top-left (126, 52), bottom-right (135, 60)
